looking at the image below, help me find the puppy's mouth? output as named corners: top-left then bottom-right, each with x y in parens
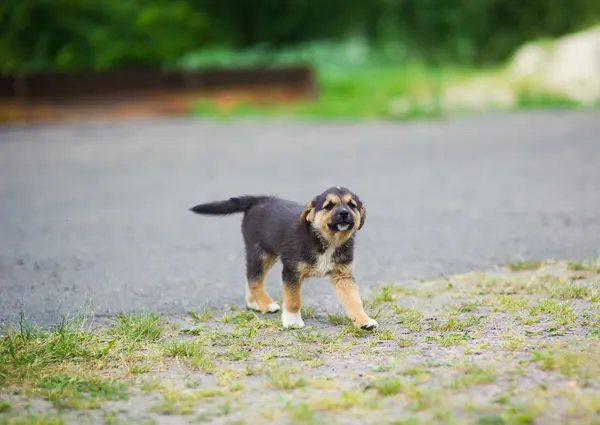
top-left (328, 221), bottom-right (354, 232)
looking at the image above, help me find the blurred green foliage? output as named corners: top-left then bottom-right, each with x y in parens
top-left (0, 0), bottom-right (207, 72)
top-left (1, 0), bottom-right (600, 73)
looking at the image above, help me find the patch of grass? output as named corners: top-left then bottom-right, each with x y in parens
top-left (549, 281), bottom-right (592, 300)
top-left (448, 363), bottom-right (497, 389)
top-left (392, 306), bottom-right (424, 331)
top-left (0, 309), bottom-right (126, 405)
top-left (39, 373), bottom-right (127, 409)
top-left (107, 312), bottom-right (164, 343)
top-left (501, 334), bottom-right (525, 351)
top-left (188, 307), bottom-right (215, 322)
top-left (489, 295), bottom-right (529, 312)
top-left (267, 368), bottom-right (307, 390)
top-left (0, 413), bottom-right (66, 425)
top-left (326, 313), bottom-right (352, 326)
top-left (163, 338), bottom-right (203, 357)
top-left (220, 346), bottom-right (252, 361)
top-left (567, 259), bottom-right (600, 273)
top-left (516, 89), bottom-right (586, 110)
top-left (294, 330), bottom-right (336, 344)
top-left (301, 306), bottom-right (317, 319)
top-left (427, 333), bottom-right (468, 347)
top-left (152, 385), bottom-right (225, 415)
top-left (216, 367), bottom-right (246, 388)
top-left (0, 399), bottom-right (10, 412)
top-left (162, 339), bottom-right (215, 372)
top-left (507, 260), bottom-right (543, 271)
top-left (398, 337), bottom-right (416, 348)
top-left (529, 299), bottom-right (575, 327)
top-left (592, 313), bottom-right (600, 338)
top-left (128, 363), bottom-right (150, 375)
top-left (428, 314), bottom-right (481, 332)
top-left (515, 314), bottom-right (538, 325)
top-left (375, 328), bottom-right (396, 340)
top-left (372, 286), bottom-right (398, 305)
top-left (371, 376), bottom-right (404, 396)
top-left (312, 390), bottom-right (378, 411)
top-left (286, 402), bottom-right (320, 425)
top-left (456, 301), bottom-right (479, 313)
top-left (531, 343), bottom-right (600, 380)
top-left (463, 341), bottom-right (490, 354)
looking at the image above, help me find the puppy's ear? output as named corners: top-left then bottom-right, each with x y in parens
top-left (358, 203), bottom-right (367, 230)
top-left (300, 200), bottom-right (315, 223)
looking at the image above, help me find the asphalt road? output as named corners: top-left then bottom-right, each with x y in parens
top-left (1, 111), bottom-right (599, 326)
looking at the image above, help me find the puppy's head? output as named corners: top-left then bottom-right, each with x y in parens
top-left (300, 186), bottom-right (366, 243)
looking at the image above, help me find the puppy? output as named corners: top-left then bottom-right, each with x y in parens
top-left (189, 186), bottom-right (378, 330)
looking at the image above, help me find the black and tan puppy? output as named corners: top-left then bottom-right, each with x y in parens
top-left (189, 186), bottom-right (378, 330)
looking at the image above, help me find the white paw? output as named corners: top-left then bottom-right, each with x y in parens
top-left (281, 309), bottom-right (305, 329)
top-left (360, 318), bottom-right (379, 331)
top-left (246, 301), bottom-right (260, 311)
top-left (247, 301), bottom-right (280, 313)
top-left (267, 303), bottom-right (281, 313)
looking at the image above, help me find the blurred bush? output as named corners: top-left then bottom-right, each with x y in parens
top-left (1, 0), bottom-right (600, 73)
top-left (0, 0), bottom-right (207, 73)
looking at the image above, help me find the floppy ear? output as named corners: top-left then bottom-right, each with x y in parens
top-left (300, 200), bottom-right (315, 223)
top-left (358, 203), bottom-right (367, 230)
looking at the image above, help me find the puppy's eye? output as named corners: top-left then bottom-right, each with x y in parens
top-left (348, 201), bottom-right (357, 209)
top-left (324, 202), bottom-right (335, 211)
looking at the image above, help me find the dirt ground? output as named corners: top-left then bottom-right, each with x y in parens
top-left (1, 259), bottom-right (599, 425)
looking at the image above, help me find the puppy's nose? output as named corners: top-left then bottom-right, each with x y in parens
top-left (339, 209), bottom-right (349, 218)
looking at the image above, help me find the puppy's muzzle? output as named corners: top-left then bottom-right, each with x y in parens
top-left (329, 207), bottom-right (354, 231)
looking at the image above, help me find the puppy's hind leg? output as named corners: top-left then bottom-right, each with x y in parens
top-left (245, 248), bottom-right (279, 314)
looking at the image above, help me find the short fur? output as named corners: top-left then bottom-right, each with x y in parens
top-left (189, 186), bottom-right (378, 330)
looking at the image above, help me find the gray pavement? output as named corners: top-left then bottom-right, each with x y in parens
top-left (1, 111), bottom-right (599, 326)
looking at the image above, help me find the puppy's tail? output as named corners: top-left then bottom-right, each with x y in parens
top-left (189, 195), bottom-right (270, 216)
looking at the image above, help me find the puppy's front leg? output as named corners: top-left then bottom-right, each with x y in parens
top-left (281, 266), bottom-right (305, 329)
top-left (330, 265), bottom-right (378, 330)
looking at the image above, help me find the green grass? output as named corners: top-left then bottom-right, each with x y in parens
top-left (0, 310), bottom-right (167, 412)
top-left (191, 65), bottom-right (458, 121)
top-left (267, 367), bottom-right (307, 390)
top-left (516, 89), bottom-right (596, 110)
top-left (427, 333), bottom-right (469, 347)
top-left (531, 343), bottom-right (600, 380)
top-left (2, 259), bottom-right (600, 424)
top-left (567, 258), bottom-right (600, 273)
top-left (528, 299), bottom-right (576, 327)
top-left (391, 306), bottom-right (424, 331)
top-left (0, 413), bottom-right (66, 425)
top-left (107, 312), bottom-right (164, 344)
top-left (39, 373), bottom-right (127, 409)
top-left (371, 376), bottom-right (404, 396)
top-left (428, 314), bottom-right (481, 332)
top-left (507, 260), bottom-right (543, 271)
top-left (162, 338), bottom-right (215, 372)
top-left (182, 41), bottom-right (600, 121)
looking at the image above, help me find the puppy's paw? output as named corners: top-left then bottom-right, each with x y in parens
top-left (267, 303), bottom-right (281, 313)
top-left (359, 318), bottom-right (379, 331)
top-left (281, 309), bottom-right (305, 329)
top-left (246, 301), bottom-right (260, 312)
top-left (247, 301), bottom-right (280, 314)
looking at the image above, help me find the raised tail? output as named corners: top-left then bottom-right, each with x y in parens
top-left (189, 195), bottom-right (271, 216)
